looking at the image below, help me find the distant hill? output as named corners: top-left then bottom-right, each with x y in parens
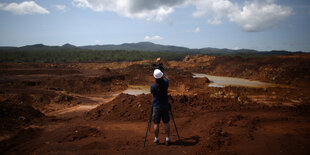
top-left (0, 42), bottom-right (297, 56)
top-left (18, 44), bottom-right (59, 51)
top-left (62, 43), bottom-right (76, 48)
top-left (80, 42), bottom-right (190, 52)
top-left (0, 42), bottom-right (305, 62)
top-left (79, 42), bottom-right (297, 55)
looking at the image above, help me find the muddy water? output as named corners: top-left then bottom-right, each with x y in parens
top-left (122, 85), bottom-right (150, 95)
top-left (192, 73), bottom-right (288, 88)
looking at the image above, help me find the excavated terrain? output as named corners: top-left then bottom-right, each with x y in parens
top-left (0, 53), bottom-right (310, 154)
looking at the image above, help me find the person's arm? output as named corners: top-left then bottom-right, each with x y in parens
top-left (150, 84), bottom-right (154, 94)
top-left (163, 73), bottom-right (168, 80)
top-left (158, 63), bottom-right (164, 72)
top-left (165, 77), bottom-right (169, 88)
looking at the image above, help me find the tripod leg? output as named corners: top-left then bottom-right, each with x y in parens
top-left (144, 120), bottom-right (150, 147)
top-left (149, 107), bottom-right (153, 132)
top-left (144, 106), bottom-right (153, 147)
top-left (170, 110), bottom-right (180, 141)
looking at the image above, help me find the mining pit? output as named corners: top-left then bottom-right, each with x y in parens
top-left (0, 54), bottom-right (310, 154)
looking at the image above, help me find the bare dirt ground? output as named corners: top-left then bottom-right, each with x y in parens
top-left (0, 53), bottom-right (310, 154)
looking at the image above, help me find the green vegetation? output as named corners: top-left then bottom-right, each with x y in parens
top-left (0, 42), bottom-right (295, 63)
top-left (0, 48), bottom-right (192, 62)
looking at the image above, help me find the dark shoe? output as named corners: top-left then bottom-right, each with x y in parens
top-left (154, 140), bottom-right (160, 145)
top-left (165, 140), bottom-right (171, 146)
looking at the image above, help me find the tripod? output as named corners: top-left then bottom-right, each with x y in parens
top-left (144, 105), bottom-right (180, 147)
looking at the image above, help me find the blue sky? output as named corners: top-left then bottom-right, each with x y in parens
top-left (0, 0), bottom-right (309, 51)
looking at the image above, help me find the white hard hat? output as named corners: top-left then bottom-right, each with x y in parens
top-left (153, 69), bottom-right (163, 79)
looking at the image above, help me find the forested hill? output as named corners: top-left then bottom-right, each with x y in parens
top-left (0, 42), bottom-right (301, 62)
top-left (0, 42), bottom-right (296, 54)
top-left (80, 42), bottom-right (190, 52)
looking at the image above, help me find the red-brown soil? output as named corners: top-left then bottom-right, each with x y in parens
top-left (172, 54), bottom-right (310, 87)
top-left (0, 53), bottom-right (310, 154)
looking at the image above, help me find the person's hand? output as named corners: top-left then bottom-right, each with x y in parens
top-left (156, 57), bottom-right (161, 62)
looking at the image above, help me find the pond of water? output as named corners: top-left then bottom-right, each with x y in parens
top-left (122, 85), bottom-right (150, 95)
top-left (192, 73), bottom-right (288, 88)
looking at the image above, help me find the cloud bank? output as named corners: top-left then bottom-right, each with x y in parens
top-left (144, 35), bottom-right (163, 41)
top-left (72, 0), bottom-right (187, 21)
top-left (192, 0), bottom-right (293, 32)
top-left (0, 1), bottom-right (49, 15)
top-left (228, 1), bottom-right (293, 32)
top-left (72, 0), bottom-right (293, 32)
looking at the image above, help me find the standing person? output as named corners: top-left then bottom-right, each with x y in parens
top-left (151, 69), bottom-right (171, 146)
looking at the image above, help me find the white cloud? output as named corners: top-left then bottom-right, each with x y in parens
top-left (72, 0), bottom-right (186, 21)
top-left (232, 46), bottom-right (240, 50)
top-left (94, 40), bottom-right (102, 45)
top-left (192, 0), bottom-right (237, 19)
top-left (228, 1), bottom-right (293, 32)
top-left (194, 27), bottom-right (200, 33)
top-left (71, 0), bottom-right (293, 32)
top-left (191, 0), bottom-right (293, 32)
top-left (0, 1), bottom-right (49, 15)
top-left (144, 35), bottom-right (163, 41)
top-left (54, 5), bottom-right (67, 12)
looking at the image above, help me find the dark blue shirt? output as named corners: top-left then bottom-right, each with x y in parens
top-left (150, 78), bottom-right (169, 107)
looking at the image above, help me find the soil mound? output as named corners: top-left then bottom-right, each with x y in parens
top-left (0, 91), bottom-right (83, 114)
top-left (86, 91), bottom-right (310, 123)
top-left (121, 64), bottom-right (155, 85)
top-left (205, 54), bottom-right (310, 87)
top-left (86, 93), bottom-right (245, 121)
top-left (0, 102), bottom-right (44, 134)
top-left (183, 54), bottom-right (216, 63)
top-left (44, 74), bottom-right (127, 94)
top-left (86, 93), bottom-right (152, 121)
top-left (172, 54), bottom-right (310, 87)
top-left (0, 127), bottom-right (43, 154)
top-left (0, 68), bottom-right (80, 76)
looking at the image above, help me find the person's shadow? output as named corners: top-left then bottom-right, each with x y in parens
top-left (171, 136), bottom-right (200, 146)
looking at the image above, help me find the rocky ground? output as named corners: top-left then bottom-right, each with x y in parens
top-left (0, 53), bottom-right (310, 154)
